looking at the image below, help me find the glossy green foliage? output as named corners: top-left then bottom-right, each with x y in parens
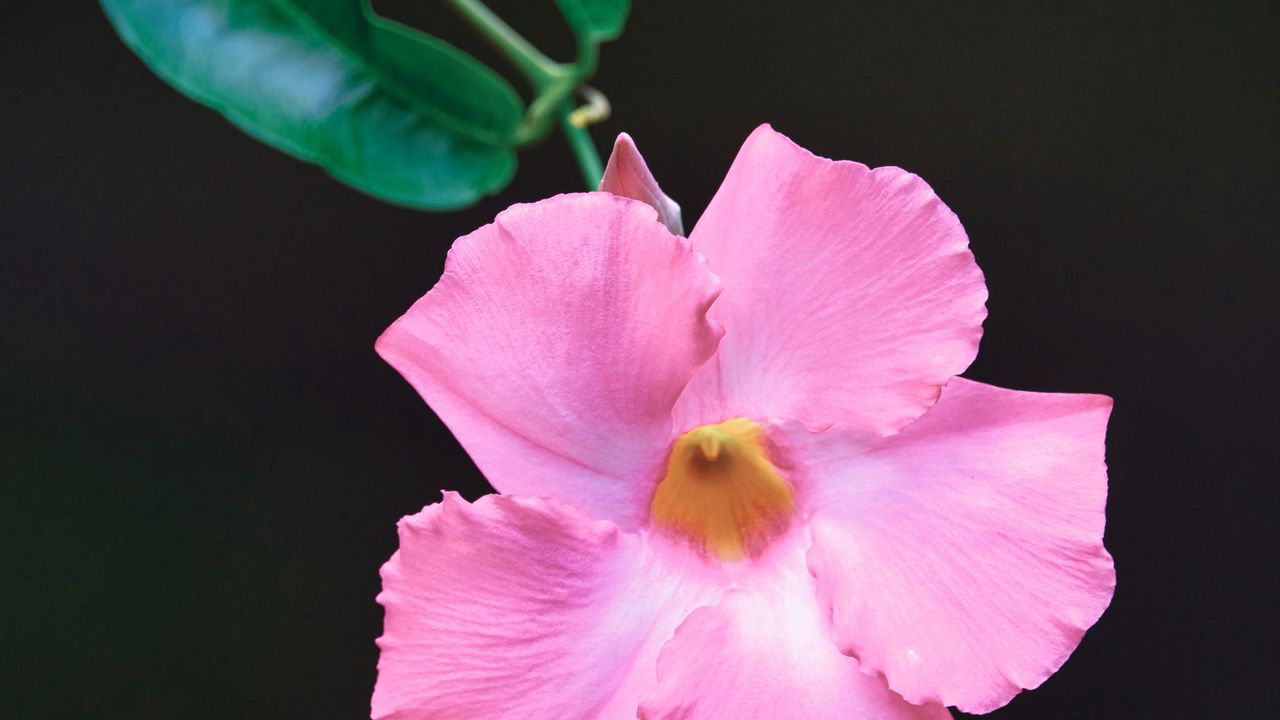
top-left (100, 0), bottom-right (523, 209)
top-left (555, 0), bottom-right (630, 42)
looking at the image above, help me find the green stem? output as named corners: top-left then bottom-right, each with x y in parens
top-left (443, 0), bottom-right (567, 89)
top-left (560, 102), bottom-right (603, 189)
top-left (445, 0), bottom-right (607, 184)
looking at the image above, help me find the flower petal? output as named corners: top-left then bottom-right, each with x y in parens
top-left (373, 492), bottom-right (723, 720)
top-left (639, 544), bottom-right (951, 720)
top-left (675, 125), bottom-right (987, 435)
top-left (377, 193), bottom-right (722, 529)
top-left (788, 379), bottom-right (1115, 713)
top-left (600, 132), bottom-right (685, 236)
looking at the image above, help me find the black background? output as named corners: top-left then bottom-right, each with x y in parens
top-left (4, 2), bottom-right (1277, 718)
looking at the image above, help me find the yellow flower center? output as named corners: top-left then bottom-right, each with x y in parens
top-left (649, 418), bottom-right (795, 560)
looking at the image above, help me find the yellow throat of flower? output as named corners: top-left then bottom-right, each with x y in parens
top-left (650, 418), bottom-right (795, 560)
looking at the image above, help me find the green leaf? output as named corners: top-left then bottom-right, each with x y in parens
top-left (554, 0), bottom-right (630, 43)
top-left (100, 0), bottom-right (525, 210)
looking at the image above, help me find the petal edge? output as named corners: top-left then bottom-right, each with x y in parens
top-left (373, 492), bottom-right (723, 720)
top-left (793, 379), bottom-right (1115, 713)
top-left (676, 124), bottom-right (987, 436)
top-left (377, 193), bottom-right (722, 529)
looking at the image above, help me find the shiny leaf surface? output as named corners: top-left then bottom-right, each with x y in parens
top-left (554, 0), bottom-right (630, 42)
top-left (100, 0), bottom-right (523, 209)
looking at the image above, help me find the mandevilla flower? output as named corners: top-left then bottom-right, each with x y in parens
top-left (372, 126), bottom-right (1115, 719)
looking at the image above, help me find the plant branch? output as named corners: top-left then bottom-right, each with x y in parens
top-left (443, 0), bottom-right (567, 89)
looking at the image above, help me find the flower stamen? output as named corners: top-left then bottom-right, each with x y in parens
top-left (650, 418), bottom-right (794, 560)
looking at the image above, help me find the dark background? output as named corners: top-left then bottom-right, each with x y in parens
top-left (4, 1), bottom-right (1277, 718)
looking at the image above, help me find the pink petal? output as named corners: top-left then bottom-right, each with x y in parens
top-left (373, 492), bottom-right (724, 720)
top-left (674, 125), bottom-right (987, 436)
top-left (377, 194), bottom-right (722, 529)
top-left (787, 379), bottom-right (1115, 713)
top-left (639, 544), bottom-right (951, 720)
top-left (600, 132), bottom-right (685, 236)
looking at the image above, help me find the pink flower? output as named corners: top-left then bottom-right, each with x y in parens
top-left (372, 126), bottom-right (1115, 719)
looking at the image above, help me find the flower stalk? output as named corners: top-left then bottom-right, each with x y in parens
top-left (560, 101), bottom-right (604, 188)
top-left (443, 0), bottom-right (605, 188)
